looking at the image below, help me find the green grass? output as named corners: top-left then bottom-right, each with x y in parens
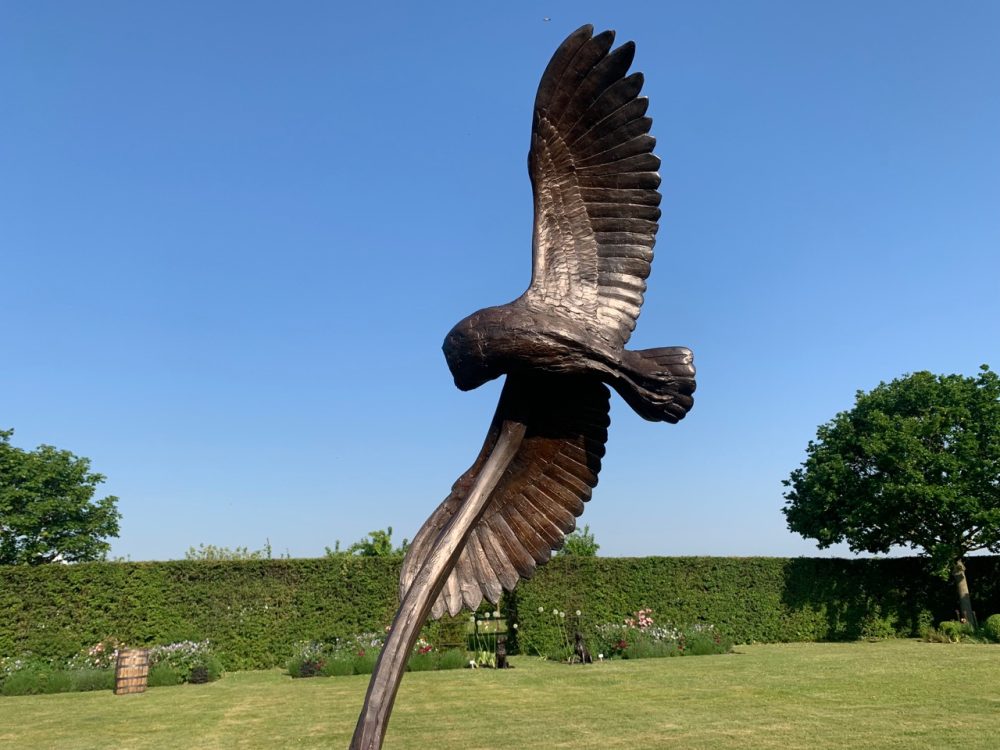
top-left (1, 641), bottom-right (999, 748)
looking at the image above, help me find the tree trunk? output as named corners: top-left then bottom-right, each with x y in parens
top-left (952, 558), bottom-right (976, 627)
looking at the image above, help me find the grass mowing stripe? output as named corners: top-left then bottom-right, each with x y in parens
top-left (0, 641), bottom-right (998, 748)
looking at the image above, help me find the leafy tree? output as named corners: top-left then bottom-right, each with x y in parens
top-left (0, 429), bottom-right (121, 565)
top-left (559, 524), bottom-right (600, 556)
top-left (782, 366), bottom-right (1000, 624)
top-left (326, 526), bottom-right (409, 558)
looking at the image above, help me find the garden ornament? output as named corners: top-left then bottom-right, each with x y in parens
top-left (350, 25), bottom-right (695, 749)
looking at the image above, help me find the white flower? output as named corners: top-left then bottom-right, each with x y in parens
top-left (484, 611), bottom-right (491, 619)
top-left (538, 607), bottom-right (544, 613)
top-left (553, 609), bottom-right (558, 615)
top-left (493, 610), bottom-right (501, 618)
top-left (469, 615), bottom-right (476, 622)
top-left (559, 612), bottom-right (565, 619)
top-left (512, 623), bottom-right (518, 629)
top-left (598, 653), bottom-right (604, 661)
top-left (575, 610), bottom-right (582, 617)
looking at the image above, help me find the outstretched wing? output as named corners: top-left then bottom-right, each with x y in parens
top-left (400, 374), bottom-right (610, 618)
top-left (524, 25), bottom-right (661, 350)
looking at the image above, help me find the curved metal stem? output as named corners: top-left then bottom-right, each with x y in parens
top-left (349, 420), bottom-right (527, 750)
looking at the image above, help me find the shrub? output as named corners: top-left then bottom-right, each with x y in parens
top-left (1, 667), bottom-right (47, 696)
top-left (686, 628), bottom-right (732, 656)
top-left (352, 652), bottom-right (377, 675)
top-left (407, 652), bottom-right (438, 672)
top-left (860, 612), bottom-right (898, 641)
top-left (938, 620), bottom-right (975, 642)
top-left (147, 664), bottom-right (183, 687)
top-left (981, 614), bottom-right (1000, 643)
top-left (71, 668), bottom-right (114, 692)
top-left (322, 658), bottom-right (354, 677)
top-left (44, 670), bottom-right (75, 694)
top-left (287, 656), bottom-right (323, 678)
top-left (624, 637), bottom-right (677, 659)
top-left (437, 649), bottom-right (467, 671)
top-left (149, 640), bottom-right (222, 683)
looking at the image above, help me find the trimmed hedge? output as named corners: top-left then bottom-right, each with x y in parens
top-left (505, 556), bottom-right (1000, 656)
top-left (0, 557), bottom-right (405, 670)
top-left (2, 556), bottom-right (998, 669)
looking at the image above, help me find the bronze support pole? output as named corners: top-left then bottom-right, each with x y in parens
top-left (349, 420), bottom-right (527, 750)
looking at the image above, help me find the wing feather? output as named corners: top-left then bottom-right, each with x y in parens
top-left (399, 375), bottom-right (609, 616)
top-left (525, 26), bottom-right (661, 349)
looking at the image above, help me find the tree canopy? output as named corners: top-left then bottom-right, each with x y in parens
top-left (0, 429), bottom-right (121, 565)
top-left (782, 366), bottom-right (1000, 622)
top-left (326, 526), bottom-right (409, 558)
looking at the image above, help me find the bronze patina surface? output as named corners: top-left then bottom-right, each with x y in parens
top-left (350, 25), bottom-right (695, 749)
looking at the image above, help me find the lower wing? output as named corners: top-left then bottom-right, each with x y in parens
top-left (399, 373), bottom-right (610, 618)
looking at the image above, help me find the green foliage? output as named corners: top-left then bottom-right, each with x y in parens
top-left (0, 429), bottom-right (120, 565)
top-left (147, 664), bottom-right (183, 687)
top-left (0, 557), bottom-right (404, 670)
top-left (507, 556), bottom-right (1000, 658)
top-left (937, 620), bottom-right (976, 642)
top-left (3, 555), bottom-right (1000, 670)
top-left (149, 640), bottom-right (222, 683)
top-left (437, 648), bottom-right (468, 671)
top-left (324, 657), bottom-right (354, 676)
top-left (782, 367), bottom-right (1000, 582)
top-left (185, 542), bottom-right (273, 561)
top-left (406, 652), bottom-right (437, 672)
top-left (326, 527), bottom-right (410, 558)
top-left (352, 652), bottom-right (377, 675)
top-left (0, 664), bottom-right (102, 696)
top-left (70, 668), bottom-right (115, 692)
top-left (559, 524), bottom-right (600, 557)
top-left (981, 614), bottom-right (1000, 642)
top-left (1, 668), bottom-right (52, 696)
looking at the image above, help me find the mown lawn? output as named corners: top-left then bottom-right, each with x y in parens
top-left (1, 641), bottom-right (998, 749)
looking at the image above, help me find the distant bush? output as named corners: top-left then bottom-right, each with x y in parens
top-left (1, 668), bottom-right (47, 696)
top-left (324, 658), bottom-right (354, 676)
top-left (149, 640), bottom-right (222, 684)
top-left (71, 668), bottom-right (115, 692)
top-left (981, 614), bottom-right (1000, 643)
top-left (437, 649), bottom-right (468, 671)
top-left (147, 664), bottom-right (183, 687)
top-left (406, 652), bottom-right (437, 672)
top-left (938, 620), bottom-right (976, 642)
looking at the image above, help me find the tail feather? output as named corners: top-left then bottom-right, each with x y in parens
top-left (615, 346), bottom-right (696, 423)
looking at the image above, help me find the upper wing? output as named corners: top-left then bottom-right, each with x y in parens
top-left (400, 373), bottom-right (610, 618)
top-left (524, 25), bottom-right (661, 349)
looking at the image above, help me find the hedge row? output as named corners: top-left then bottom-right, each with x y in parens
top-left (2, 556), bottom-right (998, 669)
top-left (505, 556), bottom-right (1000, 655)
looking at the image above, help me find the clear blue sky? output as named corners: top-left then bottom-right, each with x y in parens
top-left (3, 1), bottom-right (997, 561)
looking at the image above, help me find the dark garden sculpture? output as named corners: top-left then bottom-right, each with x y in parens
top-left (350, 25), bottom-right (695, 749)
